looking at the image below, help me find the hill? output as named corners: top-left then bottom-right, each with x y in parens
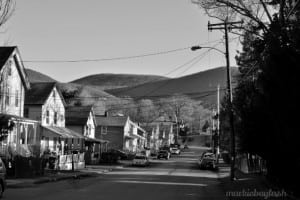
top-left (24, 68), bottom-right (118, 115)
top-left (71, 74), bottom-right (169, 90)
top-left (106, 67), bottom-right (239, 107)
top-left (57, 83), bottom-right (118, 115)
top-left (26, 68), bottom-right (57, 82)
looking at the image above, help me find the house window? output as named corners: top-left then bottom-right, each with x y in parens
top-left (85, 125), bottom-right (90, 136)
top-left (5, 87), bottom-right (10, 105)
top-left (15, 89), bottom-right (19, 107)
top-left (45, 137), bottom-right (49, 150)
top-left (20, 124), bottom-right (26, 144)
top-left (7, 61), bottom-right (12, 76)
top-left (101, 126), bottom-right (108, 135)
top-left (60, 114), bottom-right (64, 121)
top-left (52, 91), bottom-right (56, 102)
top-left (24, 108), bottom-right (29, 118)
top-left (54, 112), bottom-right (58, 125)
top-left (46, 110), bottom-right (50, 124)
top-left (27, 124), bottom-right (35, 144)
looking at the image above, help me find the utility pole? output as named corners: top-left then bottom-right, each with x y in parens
top-left (217, 85), bottom-right (220, 157)
top-left (199, 115), bottom-right (201, 135)
top-left (208, 19), bottom-right (243, 181)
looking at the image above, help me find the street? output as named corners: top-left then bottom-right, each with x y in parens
top-left (4, 147), bottom-right (228, 200)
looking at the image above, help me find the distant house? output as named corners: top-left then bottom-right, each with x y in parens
top-left (0, 46), bottom-right (39, 157)
top-left (96, 115), bottom-right (146, 153)
top-left (65, 106), bottom-right (106, 164)
top-left (141, 116), bottom-right (175, 153)
top-left (24, 82), bottom-right (84, 155)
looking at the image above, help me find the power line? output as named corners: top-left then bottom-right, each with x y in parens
top-left (22, 39), bottom-right (224, 63)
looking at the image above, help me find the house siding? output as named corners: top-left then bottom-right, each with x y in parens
top-left (99, 126), bottom-right (124, 150)
top-left (41, 87), bottom-right (65, 127)
top-left (0, 56), bottom-right (25, 117)
top-left (85, 111), bottom-right (95, 138)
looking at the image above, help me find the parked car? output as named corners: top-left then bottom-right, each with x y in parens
top-left (170, 143), bottom-right (181, 149)
top-left (170, 147), bottom-right (181, 155)
top-left (0, 158), bottom-right (6, 198)
top-left (198, 152), bottom-right (217, 170)
top-left (113, 149), bottom-right (129, 160)
top-left (160, 146), bottom-right (171, 153)
top-left (157, 150), bottom-right (171, 160)
top-left (132, 155), bottom-right (150, 167)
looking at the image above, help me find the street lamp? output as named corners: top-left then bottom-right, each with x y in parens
top-left (191, 45), bottom-right (225, 55)
top-left (191, 44), bottom-right (236, 180)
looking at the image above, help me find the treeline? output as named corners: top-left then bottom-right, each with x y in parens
top-left (193, 0), bottom-right (300, 195)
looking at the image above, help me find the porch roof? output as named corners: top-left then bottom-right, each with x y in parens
top-left (84, 136), bottom-right (109, 144)
top-left (42, 126), bottom-right (84, 139)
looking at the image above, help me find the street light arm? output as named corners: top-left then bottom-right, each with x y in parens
top-left (191, 45), bottom-right (225, 55)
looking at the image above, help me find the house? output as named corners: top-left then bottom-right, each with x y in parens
top-left (141, 116), bottom-right (175, 153)
top-left (24, 82), bottom-right (85, 156)
top-left (65, 106), bottom-right (106, 164)
top-left (96, 115), bottom-right (146, 153)
top-left (0, 46), bottom-right (39, 158)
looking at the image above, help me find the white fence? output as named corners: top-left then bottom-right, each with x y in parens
top-left (58, 153), bottom-right (85, 170)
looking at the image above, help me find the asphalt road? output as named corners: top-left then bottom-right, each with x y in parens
top-left (4, 147), bottom-right (228, 200)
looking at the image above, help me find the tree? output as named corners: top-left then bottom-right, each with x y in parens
top-left (157, 94), bottom-right (196, 123)
top-left (192, 0), bottom-right (297, 37)
top-left (0, 0), bottom-right (15, 28)
top-left (193, 0), bottom-right (300, 193)
top-left (135, 99), bottom-right (159, 125)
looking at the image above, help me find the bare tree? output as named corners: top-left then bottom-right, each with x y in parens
top-left (0, 0), bottom-right (15, 27)
top-left (191, 0), bottom-right (295, 36)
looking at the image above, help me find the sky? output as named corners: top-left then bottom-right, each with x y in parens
top-left (1, 0), bottom-right (241, 83)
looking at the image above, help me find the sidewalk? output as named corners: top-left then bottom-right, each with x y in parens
top-left (217, 161), bottom-right (298, 200)
top-left (6, 169), bottom-right (105, 189)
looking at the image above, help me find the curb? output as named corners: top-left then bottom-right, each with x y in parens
top-left (7, 172), bottom-right (100, 189)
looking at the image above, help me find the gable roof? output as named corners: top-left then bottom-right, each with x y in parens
top-left (25, 82), bottom-right (65, 105)
top-left (0, 46), bottom-right (30, 90)
top-left (95, 116), bottom-right (128, 127)
top-left (65, 106), bottom-right (94, 126)
top-left (0, 47), bottom-right (15, 69)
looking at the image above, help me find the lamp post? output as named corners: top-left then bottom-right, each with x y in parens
top-left (174, 114), bottom-right (178, 144)
top-left (191, 43), bottom-right (236, 180)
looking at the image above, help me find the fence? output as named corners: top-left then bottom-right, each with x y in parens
top-left (58, 153), bottom-right (85, 170)
top-left (236, 153), bottom-right (267, 174)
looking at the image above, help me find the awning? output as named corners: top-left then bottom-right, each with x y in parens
top-left (125, 134), bottom-right (145, 140)
top-left (84, 136), bottom-right (109, 144)
top-left (125, 135), bottom-right (135, 140)
top-left (42, 126), bottom-right (84, 139)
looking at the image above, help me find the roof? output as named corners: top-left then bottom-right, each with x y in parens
top-left (95, 116), bottom-right (128, 127)
top-left (65, 106), bottom-right (94, 126)
top-left (84, 136), bottom-right (109, 144)
top-left (0, 46), bottom-right (30, 90)
top-left (25, 82), bottom-right (65, 106)
top-left (0, 46), bottom-right (15, 69)
top-left (0, 113), bottom-right (37, 123)
top-left (42, 126), bottom-right (84, 139)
